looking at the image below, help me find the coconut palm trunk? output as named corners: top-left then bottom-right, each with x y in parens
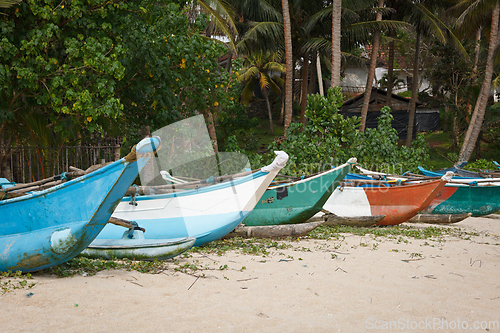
top-left (316, 52), bottom-right (324, 96)
top-left (386, 8), bottom-right (397, 107)
top-left (331, 0), bottom-right (342, 88)
top-left (458, 3), bottom-right (500, 164)
top-left (262, 88), bottom-right (275, 135)
top-left (282, 0), bottom-right (293, 135)
top-left (359, 0), bottom-right (384, 132)
top-left (405, 29), bottom-right (421, 147)
top-left (300, 55), bottom-right (309, 126)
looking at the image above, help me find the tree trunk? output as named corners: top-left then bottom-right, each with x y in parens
top-left (300, 55), bottom-right (309, 126)
top-left (0, 125), bottom-right (13, 181)
top-left (279, 92), bottom-right (285, 124)
top-left (331, 0), bottom-right (342, 88)
top-left (225, 49), bottom-right (233, 73)
top-left (466, 28), bottom-right (482, 115)
top-left (309, 53), bottom-right (317, 95)
top-left (282, 0), bottom-right (293, 136)
top-left (359, 0), bottom-right (384, 132)
top-left (316, 52), bottom-right (324, 96)
top-left (405, 30), bottom-right (421, 147)
top-left (458, 4), bottom-right (500, 164)
top-left (262, 88), bottom-right (274, 135)
top-left (452, 112), bottom-right (458, 152)
top-left (386, 12), bottom-right (396, 107)
top-left (206, 111), bottom-right (218, 153)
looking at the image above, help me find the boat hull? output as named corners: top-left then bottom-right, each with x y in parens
top-left (81, 235), bottom-right (196, 261)
top-left (421, 184), bottom-right (500, 216)
top-left (324, 180), bottom-right (446, 226)
top-left (97, 170), bottom-right (280, 246)
top-left (0, 138), bottom-right (159, 273)
top-left (242, 162), bottom-right (353, 226)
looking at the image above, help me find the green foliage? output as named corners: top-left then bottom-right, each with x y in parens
top-left (42, 256), bottom-right (167, 277)
top-left (1, 1), bottom-right (230, 146)
top-left (464, 159), bottom-right (498, 172)
top-left (354, 107), bottom-right (429, 174)
top-left (1, 270), bottom-right (35, 294)
top-left (397, 91), bottom-right (412, 98)
top-left (259, 87), bottom-right (429, 175)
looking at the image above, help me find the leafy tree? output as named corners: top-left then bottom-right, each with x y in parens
top-left (453, 0), bottom-right (500, 164)
top-left (261, 87), bottom-right (429, 175)
top-left (0, 1), bottom-right (229, 147)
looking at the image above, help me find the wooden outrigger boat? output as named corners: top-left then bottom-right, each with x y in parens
top-left (0, 137), bottom-right (161, 272)
top-left (223, 221), bottom-right (324, 239)
top-left (420, 183), bottom-right (500, 216)
top-left (323, 172), bottom-right (452, 226)
top-left (407, 213), bottom-right (472, 224)
top-left (241, 158), bottom-right (357, 226)
top-left (95, 151), bottom-right (288, 246)
top-left (419, 165), bottom-right (500, 179)
top-left (358, 167), bottom-right (500, 217)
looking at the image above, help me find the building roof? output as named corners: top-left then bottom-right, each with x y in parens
top-left (340, 87), bottom-right (422, 113)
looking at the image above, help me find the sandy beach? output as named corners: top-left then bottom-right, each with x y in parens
top-left (1, 216), bottom-right (499, 332)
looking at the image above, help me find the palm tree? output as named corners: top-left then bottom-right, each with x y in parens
top-left (192, 0), bottom-right (239, 54)
top-left (456, 1), bottom-right (500, 164)
top-left (331, 0), bottom-right (342, 88)
top-left (237, 51), bottom-right (285, 135)
top-left (282, 0), bottom-right (293, 135)
top-left (359, 0), bottom-right (384, 132)
top-left (399, 0), bottom-right (466, 147)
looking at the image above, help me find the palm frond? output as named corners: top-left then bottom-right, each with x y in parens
top-left (237, 66), bottom-right (260, 83)
top-left (197, 0), bottom-right (239, 52)
top-left (0, 0), bottom-right (21, 8)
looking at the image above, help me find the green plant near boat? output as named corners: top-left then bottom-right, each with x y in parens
top-left (260, 87), bottom-right (430, 175)
top-left (40, 256), bottom-right (169, 278)
top-left (1, 270), bottom-right (35, 294)
top-left (463, 159), bottom-right (498, 172)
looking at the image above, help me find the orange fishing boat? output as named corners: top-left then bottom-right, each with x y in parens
top-left (323, 173), bottom-right (452, 226)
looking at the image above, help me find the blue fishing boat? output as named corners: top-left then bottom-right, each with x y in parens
top-left (0, 137), bottom-right (161, 273)
top-left (90, 115), bottom-right (288, 247)
top-left (95, 151), bottom-right (288, 247)
top-left (418, 166), bottom-right (477, 178)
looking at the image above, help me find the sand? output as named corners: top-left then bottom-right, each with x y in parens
top-left (1, 216), bottom-right (499, 332)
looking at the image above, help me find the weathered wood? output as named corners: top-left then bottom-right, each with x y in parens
top-left (223, 221), bottom-right (324, 239)
top-left (406, 213), bottom-right (472, 224)
top-left (69, 166), bottom-right (85, 172)
top-left (108, 217), bottom-right (145, 232)
top-left (322, 214), bottom-right (385, 227)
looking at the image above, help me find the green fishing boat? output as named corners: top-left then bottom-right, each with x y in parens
top-left (421, 183), bottom-right (500, 216)
top-left (242, 158), bottom-right (356, 226)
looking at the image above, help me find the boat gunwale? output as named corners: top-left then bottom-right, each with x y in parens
top-left (0, 157), bottom-right (128, 206)
top-left (267, 162), bottom-right (352, 190)
top-left (121, 170), bottom-right (268, 202)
